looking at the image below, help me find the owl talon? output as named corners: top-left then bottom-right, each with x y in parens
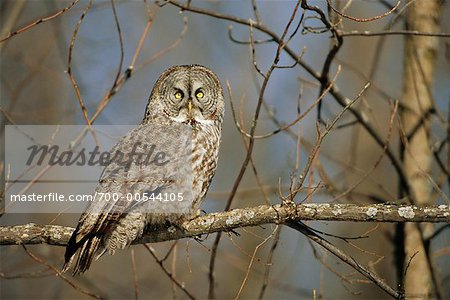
top-left (228, 229), bottom-right (240, 236)
top-left (193, 234), bottom-right (207, 242)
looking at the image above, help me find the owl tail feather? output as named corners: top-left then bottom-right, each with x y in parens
top-left (62, 233), bottom-right (105, 275)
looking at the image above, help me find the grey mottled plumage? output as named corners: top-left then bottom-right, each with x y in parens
top-left (63, 65), bottom-right (224, 274)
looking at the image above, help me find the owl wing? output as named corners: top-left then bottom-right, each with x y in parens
top-left (63, 124), bottom-right (193, 274)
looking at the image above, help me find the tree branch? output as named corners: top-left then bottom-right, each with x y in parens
top-left (1, 204), bottom-right (448, 246)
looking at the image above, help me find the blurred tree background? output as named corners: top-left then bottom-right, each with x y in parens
top-left (1, 0), bottom-right (449, 299)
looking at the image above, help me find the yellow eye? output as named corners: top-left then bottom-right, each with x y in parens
top-left (174, 91), bottom-right (183, 99)
top-left (196, 91), bottom-right (204, 99)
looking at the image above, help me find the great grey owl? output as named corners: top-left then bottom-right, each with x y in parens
top-left (63, 65), bottom-right (224, 274)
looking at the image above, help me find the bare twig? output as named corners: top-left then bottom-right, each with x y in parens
top-left (0, 0), bottom-right (81, 43)
top-left (235, 66), bottom-right (341, 140)
top-left (286, 222), bottom-right (401, 299)
top-left (108, 0), bottom-right (125, 95)
top-left (22, 246), bottom-right (103, 299)
top-left (143, 244), bottom-right (196, 300)
top-left (258, 227), bottom-right (282, 300)
top-left (67, 0), bottom-right (93, 126)
top-left (235, 226), bottom-right (278, 299)
top-left (130, 248), bottom-right (139, 300)
top-left (326, 0), bottom-right (400, 23)
top-left (339, 30), bottom-right (450, 37)
top-left (334, 100), bottom-right (399, 201)
top-left (298, 82), bottom-right (370, 189)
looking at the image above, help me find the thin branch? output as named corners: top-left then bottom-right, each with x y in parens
top-left (0, 0), bottom-right (81, 43)
top-left (22, 246), bottom-right (103, 299)
top-left (108, 0), bottom-right (125, 95)
top-left (89, 15), bottom-right (187, 124)
top-left (227, 81), bottom-right (271, 204)
top-left (258, 227), bottom-right (282, 300)
top-left (298, 82), bottom-right (369, 189)
top-left (250, 0), bottom-right (262, 24)
top-left (67, 0), bottom-right (93, 126)
top-left (326, 0), bottom-right (400, 23)
top-left (286, 222), bottom-right (401, 299)
top-left (235, 66), bottom-right (340, 140)
top-left (130, 248), bottom-right (139, 300)
top-left (339, 29), bottom-right (450, 37)
top-left (129, 12), bottom-right (155, 69)
top-left (143, 244), bottom-right (196, 300)
top-left (235, 226), bottom-right (278, 299)
top-left (333, 100), bottom-right (399, 201)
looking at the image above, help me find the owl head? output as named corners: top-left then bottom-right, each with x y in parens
top-left (143, 65), bottom-right (224, 126)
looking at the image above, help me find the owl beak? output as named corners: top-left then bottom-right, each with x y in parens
top-left (187, 100), bottom-right (193, 115)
